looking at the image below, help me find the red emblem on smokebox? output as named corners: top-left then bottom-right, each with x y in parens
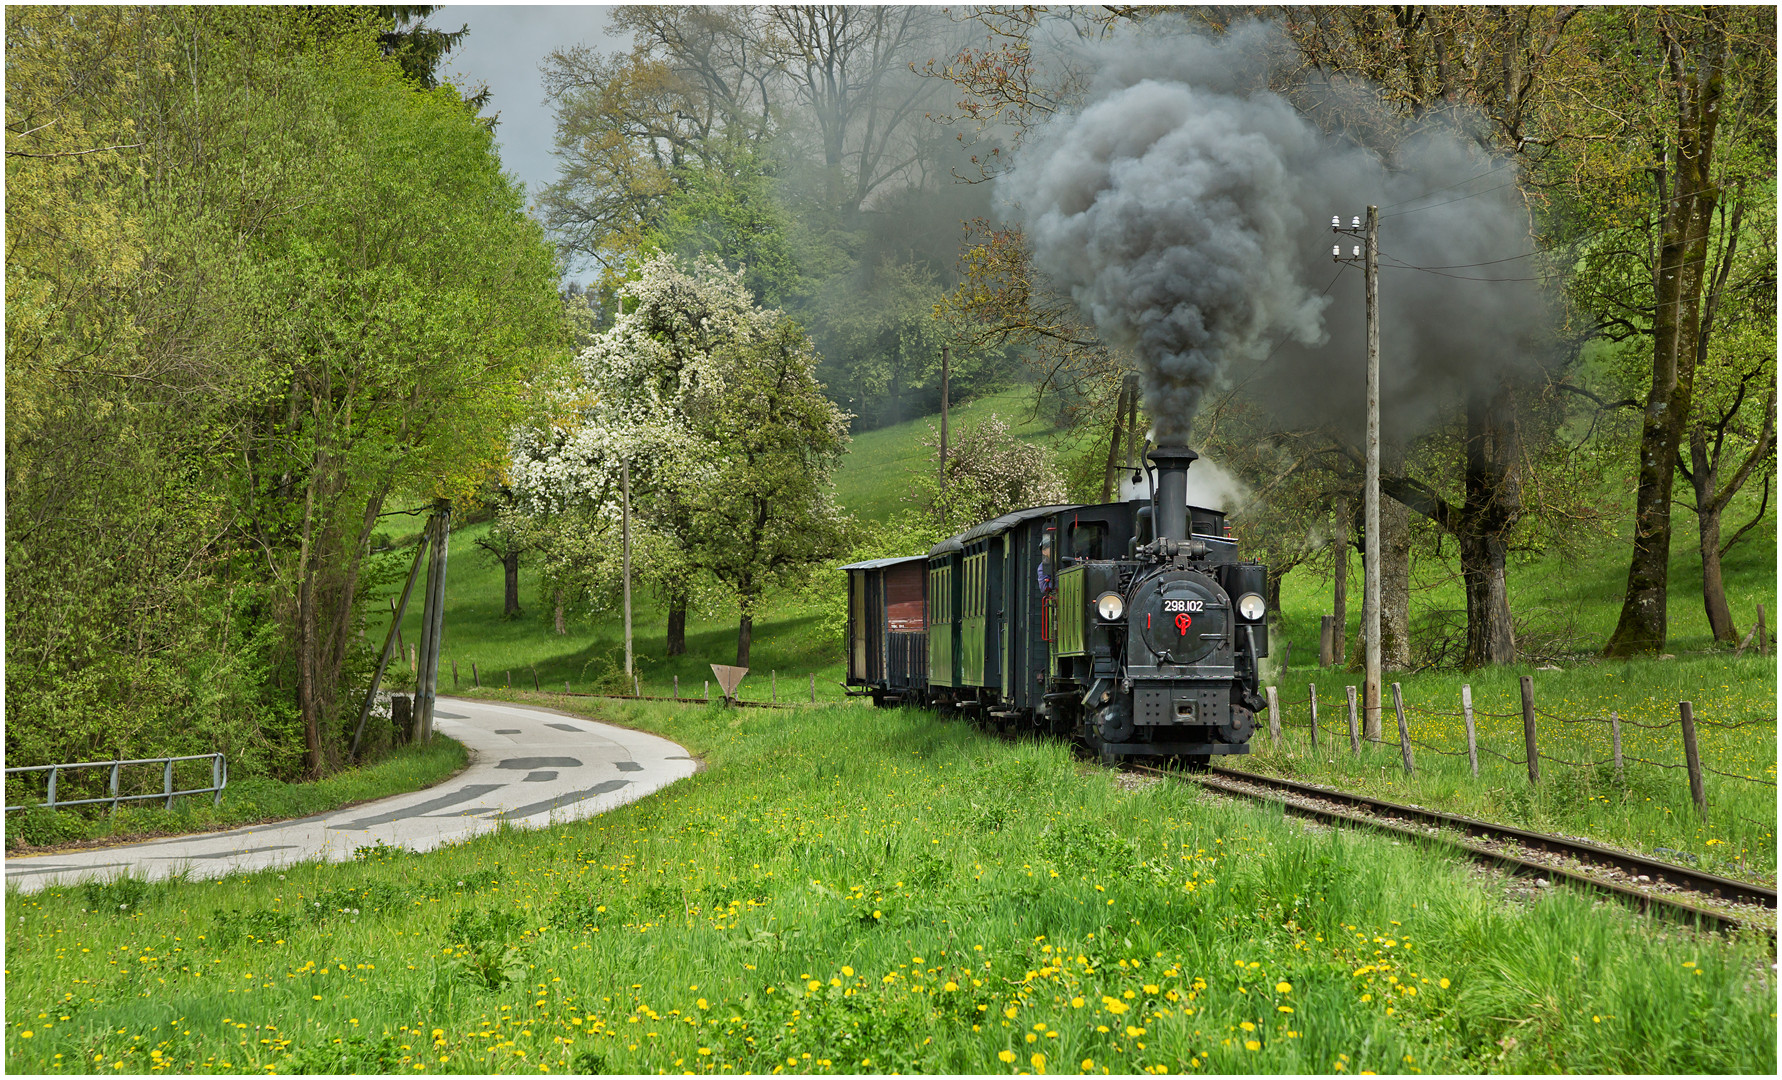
top-left (1175, 613), bottom-right (1192, 635)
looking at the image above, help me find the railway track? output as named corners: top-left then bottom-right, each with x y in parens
top-left (1131, 761), bottom-right (1776, 939)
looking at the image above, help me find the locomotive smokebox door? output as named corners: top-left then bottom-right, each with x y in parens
top-left (1137, 576), bottom-right (1227, 665)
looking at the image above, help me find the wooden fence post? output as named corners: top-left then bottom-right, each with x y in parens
top-left (772, 670), bottom-right (777, 704)
top-left (1345, 685), bottom-right (1360, 753)
top-left (1308, 683), bottom-right (1320, 751)
top-left (810, 672), bottom-right (816, 703)
top-left (1461, 684), bottom-right (1478, 779)
top-left (1519, 675), bottom-right (1539, 784)
top-left (1391, 683), bottom-right (1414, 775)
top-left (1759, 602), bottom-right (1769, 658)
top-left (472, 662), bottom-right (479, 688)
top-left (705, 679), bottom-right (710, 702)
top-left (675, 675), bottom-right (680, 700)
top-left (532, 668), bottom-right (541, 692)
top-left (1266, 686), bottom-right (1281, 747)
top-left (505, 670), bottom-right (511, 689)
top-left (634, 673), bottom-right (641, 697)
top-left (1678, 701), bottom-right (1707, 820)
top-left (452, 659), bottom-right (459, 688)
top-left (1609, 711), bottom-right (1623, 782)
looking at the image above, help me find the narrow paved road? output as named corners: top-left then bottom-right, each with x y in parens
top-left (4, 697), bottom-right (697, 893)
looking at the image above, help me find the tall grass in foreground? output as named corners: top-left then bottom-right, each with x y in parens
top-left (1240, 653), bottom-right (1778, 881)
top-left (6, 698), bottom-right (1772, 1075)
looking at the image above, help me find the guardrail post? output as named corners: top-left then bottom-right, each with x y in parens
top-left (1345, 685), bottom-right (1360, 753)
top-left (1392, 683), bottom-right (1414, 775)
top-left (705, 679), bottom-right (710, 702)
top-left (164, 759), bottom-right (175, 809)
top-left (47, 765), bottom-right (58, 810)
top-left (1461, 684), bottom-right (1478, 779)
top-left (1266, 686), bottom-right (1281, 747)
top-left (1519, 675), bottom-right (1539, 784)
top-left (1678, 701), bottom-right (1707, 821)
top-left (212, 755), bottom-right (223, 807)
top-left (1609, 711), bottom-right (1624, 782)
top-left (110, 761), bottom-right (121, 814)
top-left (1308, 683), bottom-right (1320, 751)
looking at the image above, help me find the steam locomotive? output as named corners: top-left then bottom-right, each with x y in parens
top-left (842, 446), bottom-right (1269, 763)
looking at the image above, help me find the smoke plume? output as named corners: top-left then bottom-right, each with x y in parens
top-left (999, 22), bottom-right (1554, 445)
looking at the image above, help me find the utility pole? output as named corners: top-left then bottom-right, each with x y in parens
top-left (1334, 207), bottom-right (1381, 737)
top-left (622, 455), bottom-right (633, 680)
top-left (939, 344), bottom-right (951, 489)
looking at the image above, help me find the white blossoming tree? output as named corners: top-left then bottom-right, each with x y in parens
top-left (509, 254), bottom-right (851, 664)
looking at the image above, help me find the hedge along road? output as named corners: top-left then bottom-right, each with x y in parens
top-left (3, 697), bottom-right (697, 894)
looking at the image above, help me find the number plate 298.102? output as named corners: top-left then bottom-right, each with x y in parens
top-left (1161, 599), bottom-right (1205, 613)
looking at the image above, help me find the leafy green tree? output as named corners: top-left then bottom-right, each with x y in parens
top-left (5, 7), bottom-right (561, 778)
top-left (689, 319), bottom-right (853, 666)
top-left (1535, 7), bottom-right (1779, 656)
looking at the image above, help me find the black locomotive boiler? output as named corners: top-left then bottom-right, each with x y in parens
top-left (843, 445), bottom-right (1270, 763)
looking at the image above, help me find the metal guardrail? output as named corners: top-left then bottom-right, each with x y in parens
top-left (5, 753), bottom-right (227, 813)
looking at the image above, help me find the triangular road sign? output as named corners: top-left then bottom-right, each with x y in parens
top-left (710, 664), bottom-right (748, 701)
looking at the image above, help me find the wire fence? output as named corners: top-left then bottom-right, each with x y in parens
top-left (1261, 677), bottom-right (1778, 820)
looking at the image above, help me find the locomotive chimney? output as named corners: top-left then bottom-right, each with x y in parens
top-left (1148, 446), bottom-right (1199, 544)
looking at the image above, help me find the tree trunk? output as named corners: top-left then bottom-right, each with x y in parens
top-left (1459, 531), bottom-right (1516, 664)
top-left (736, 609), bottom-right (753, 668)
top-left (1332, 494), bottom-right (1349, 663)
top-left (1683, 383), bottom-right (1774, 647)
top-left (1603, 11), bottom-right (1727, 657)
top-left (502, 550), bottom-right (522, 619)
top-left (1380, 448), bottom-right (1412, 671)
top-left (666, 595), bottom-right (688, 657)
top-left (1696, 507), bottom-right (1737, 644)
top-left (1380, 383), bottom-right (1523, 668)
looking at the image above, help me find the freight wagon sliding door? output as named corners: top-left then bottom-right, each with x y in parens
top-left (849, 571), bottom-right (868, 682)
top-left (884, 561), bottom-right (927, 690)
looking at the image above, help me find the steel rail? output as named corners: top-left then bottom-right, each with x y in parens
top-left (1201, 765), bottom-right (1775, 909)
top-left (1129, 763), bottom-right (1773, 938)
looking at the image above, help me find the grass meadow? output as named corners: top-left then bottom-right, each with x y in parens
top-left (4, 697), bottom-right (1774, 1075)
top-left (1244, 653), bottom-right (1778, 883)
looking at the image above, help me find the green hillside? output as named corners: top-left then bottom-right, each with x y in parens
top-left (372, 385), bottom-right (1776, 694)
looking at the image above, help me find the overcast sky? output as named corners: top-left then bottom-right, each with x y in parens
top-left (434, 5), bottom-right (630, 214)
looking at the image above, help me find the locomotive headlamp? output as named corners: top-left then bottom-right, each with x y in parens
top-left (1095, 592), bottom-right (1125, 621)
top-left (1237, 592), bottom-right (1266, 621)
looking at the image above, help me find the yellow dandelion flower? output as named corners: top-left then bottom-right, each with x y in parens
top-left (999, 1049), bottom-right (1017, 1063)
top-left (1275, 981), bottom-right (1292, 994)
top-left (1245, 1040), bottom-right (1261, 1051)
top-left (1031, 1052), bottom-right (1047, 1072)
